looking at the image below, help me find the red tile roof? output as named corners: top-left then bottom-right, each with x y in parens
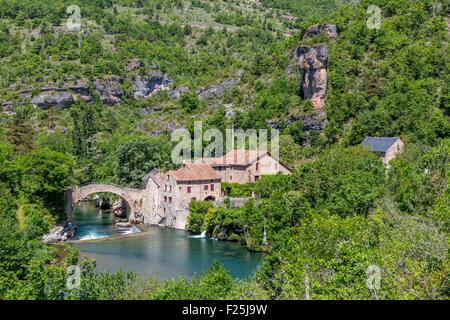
top-left (170, 163), bottom-right (222, 182)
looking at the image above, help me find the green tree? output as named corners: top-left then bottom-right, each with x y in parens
top-left (295, 146), bottom-right (385, 216)
top-left (116, 137), bottom-right (171, 187)
top-left (187, 200), bottom-right (214, 233)
top-left (14, 147), bottom-right (73, 216)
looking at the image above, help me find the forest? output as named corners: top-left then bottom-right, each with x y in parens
top-left (0, 0), bottom-right (448, 300)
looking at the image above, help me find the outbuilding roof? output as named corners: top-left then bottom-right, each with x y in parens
top-left (361, 137), bottom-right (400, 153)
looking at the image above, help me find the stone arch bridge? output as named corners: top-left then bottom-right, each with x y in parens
top-left (65, 184), bottom-right (144, 224)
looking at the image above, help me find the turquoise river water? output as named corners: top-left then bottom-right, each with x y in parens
top-left (70, 202), bottom-right (262, 279)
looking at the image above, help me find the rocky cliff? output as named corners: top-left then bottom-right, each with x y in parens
top-left (133, 72), bottom-right (173, 99)
top-left (295, 44), bottom-right (329, 109)
top-left (3, 63), bottom-right (244, 113)
top-left (294, 23), bottom-right (337, 109)
top-left (2, 59), bottom-right (178, 110)
top-left (302, 23), bottom-right (338, 40)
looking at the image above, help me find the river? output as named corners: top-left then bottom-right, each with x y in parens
top-left (70, 202), bottom-right (262, 279)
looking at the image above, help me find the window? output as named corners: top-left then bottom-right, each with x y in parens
top-left (230, 175), bottom-right (232, 181)
top-left (168, 197), bottom-right (172, 203)
top-left (169, 185), bottom-right (172, 192)
top-left (210, 184), bottom-right (214, 191)
top-left (164, 196), bottom-right (167, 203)
top-left (164, 185), bottom-right (167, 192)
top-left (187, 186), bottom-right (192, 193)
top-left (204, 185), bottom-right (209, 191)
top-left (256, 162), bottom-right (259, 171)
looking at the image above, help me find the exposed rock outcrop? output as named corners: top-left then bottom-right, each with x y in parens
top-left (126, 58), bottom-right (141, 71)
top-left (295, 44), bottom-right (328, 109)
top-left (302, 23), bottom-right (337, 40)
top-left (31, 91), bottom-right (74, 109)
top-left (2, 101), bottom-right (14, 114)
top-left (8, 64), bottom-right (243, 109)
top-left (291, 111), bottom-right (327, 132)
top-left (29, 82), bottom-right (92, 109)
top-left (197, 70), bottom-right (242, 100)
top-left (133, 72), bottom-right (173, 99)
top-left (36, 83), bottom-right (90, 96)
top-left (135, 123), bottom-right (145, 131)
top-left (224, 103), bottom-right (235, 117)
top-left (94, 77), bottom-right (123, 105)
top-left (168, 85), bottom-right (189, 99)
top-left (267, 110), bottom-right (327, 146)
top-left (267, 110), bottom-right (327, 131)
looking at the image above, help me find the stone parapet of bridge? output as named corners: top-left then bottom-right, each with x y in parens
top-left (66, 184), bottom-right (144, 224)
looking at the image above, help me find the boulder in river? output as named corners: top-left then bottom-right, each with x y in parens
top-left (112, 199), bottom-right (127, 218)
top-left (42, 223), bottom-right (76, 244)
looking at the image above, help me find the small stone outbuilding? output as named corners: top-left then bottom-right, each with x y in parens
top-left (361, 137), bottom-right (404, 164)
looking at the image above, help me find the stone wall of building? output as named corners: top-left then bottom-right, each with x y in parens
top-left (139, 153), bottom-right (292, 230)
top-left (142, 178), bottom-right (160, 225)
top-left (383, 139), bottom-right (405, 164)
top-left (246, 154), bottom-right (291, 181)
top-left (153, 175), bottom-right (221, 230)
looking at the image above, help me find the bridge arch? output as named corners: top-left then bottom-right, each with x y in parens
top-left (66, 184), bottom-right (143, 224)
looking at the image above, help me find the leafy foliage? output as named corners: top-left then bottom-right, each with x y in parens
top-left (0, 0), bottom-right (448, 300)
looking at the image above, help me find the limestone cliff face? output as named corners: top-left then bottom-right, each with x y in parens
top-left (2, 59), bottom-right (178, 110)
top-left (295, 44), bottom-right (328, 109)
top-left (302, 23), bottom-right (337, 40)
top-left (293, 23), bottom-right (337, 109)
top-left (94, 77), bottom-right (123, 105)
top-left (31, 91), bottom-right (74, 109)
top-left (133, 72), bottom-right (173, 99)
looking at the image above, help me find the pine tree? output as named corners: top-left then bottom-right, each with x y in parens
top-left (7, 111), bottom-right (35, 153)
